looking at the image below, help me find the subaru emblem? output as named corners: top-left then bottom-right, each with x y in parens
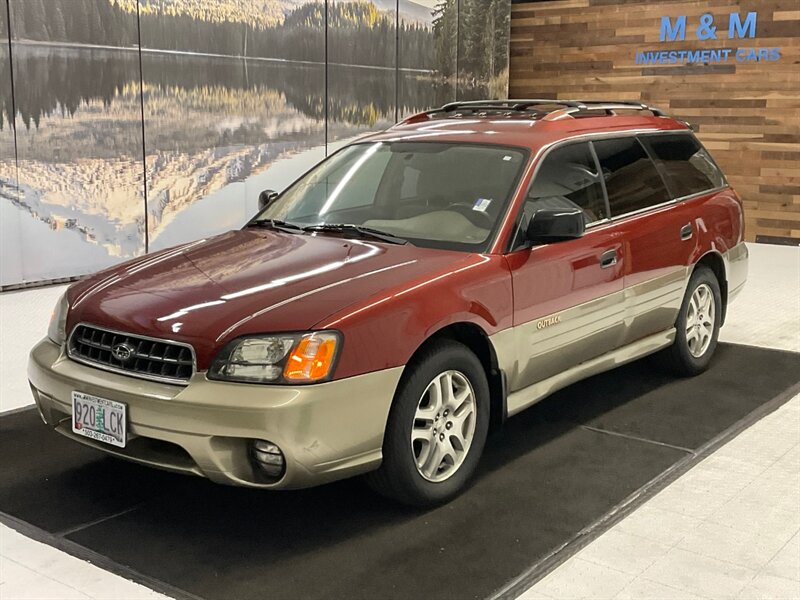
top-left (111, 342), bottom-right (134, 363)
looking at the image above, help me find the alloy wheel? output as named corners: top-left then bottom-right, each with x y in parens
top-left (411, 370), bottom-right (477, 483)
top-left (686, 283), bottom-right (716, 358)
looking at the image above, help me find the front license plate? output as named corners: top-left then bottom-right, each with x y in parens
top-left (71, 391), bottom-right (127, 448)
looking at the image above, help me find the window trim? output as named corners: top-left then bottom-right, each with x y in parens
top-left (504, 128), bottom-right (729, 253)
top-left (508, 139), bottom-right (608, 251)
top-left (588, 140), bottom-right (612, 223)
top-left (636, 134), bottom-right (677, 199)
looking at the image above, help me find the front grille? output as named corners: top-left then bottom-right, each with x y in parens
top-left (68, 324), bottom-right (195, 384)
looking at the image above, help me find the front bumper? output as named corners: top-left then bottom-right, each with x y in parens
top-left (28, 339), bottom-right (402, 489)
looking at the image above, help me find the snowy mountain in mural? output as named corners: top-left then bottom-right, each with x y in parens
top-left (0, 0), bottom-right (509, 286)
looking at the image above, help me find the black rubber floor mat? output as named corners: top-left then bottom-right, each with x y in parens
top-left (1, 343), bottom-right (798, 600)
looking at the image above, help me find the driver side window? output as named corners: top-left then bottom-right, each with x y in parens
top-left (511, 142), bottom-right (607, 250)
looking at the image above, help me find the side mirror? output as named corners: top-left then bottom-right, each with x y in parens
top-left (526, 208), bottom-right (585, 244)
top-left (258, 189), bottom-right (279, 211)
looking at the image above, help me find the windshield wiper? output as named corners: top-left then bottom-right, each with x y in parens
top-left (246, 219), bottom-right (304, 234)
top-left (303, 223), bottom-right (409, 245)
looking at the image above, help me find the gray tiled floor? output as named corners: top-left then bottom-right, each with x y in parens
top-left (523, 395), bottom-right (800, 600)
top-left (521, 243), bottom-right (800, 600)
top-left (1, 243), bottom-right (798, 599)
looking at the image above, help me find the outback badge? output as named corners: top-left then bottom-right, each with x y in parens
top-left (536, 315), bottom-right (562, 330)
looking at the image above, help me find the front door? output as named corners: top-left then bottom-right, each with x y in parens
top-left (504, 141), bottom-right (625, 401)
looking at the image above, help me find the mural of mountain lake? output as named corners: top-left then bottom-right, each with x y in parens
top-left (1, 45), bottom-right (453, 285)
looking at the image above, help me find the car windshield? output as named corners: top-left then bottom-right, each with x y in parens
top-left (253, 141), bottom-right (528, 252)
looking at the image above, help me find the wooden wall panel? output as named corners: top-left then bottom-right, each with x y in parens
top-left (510, 0), bottom-right (800, 244)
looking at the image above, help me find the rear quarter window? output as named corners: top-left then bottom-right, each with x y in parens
top-left (641, 134), bottom-right (725, 199)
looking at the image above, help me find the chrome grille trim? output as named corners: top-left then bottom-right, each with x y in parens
top-left (67, 323), bottom-right (196, 385)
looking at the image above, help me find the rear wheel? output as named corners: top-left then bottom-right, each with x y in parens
top-left (656, 265), bottom-right (722, 376)
top-left (365, 340), bottom-right (489, 506)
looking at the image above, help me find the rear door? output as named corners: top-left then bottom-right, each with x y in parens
top-left (592, 134), bottom-right (697, 345)
top-left (504, 141), bottom-right (625, 398)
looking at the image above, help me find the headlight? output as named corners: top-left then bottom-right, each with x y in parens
top-left (47, 292), bottom-right (69, 345)
top-left (208, 331), bottom-right (341, 384)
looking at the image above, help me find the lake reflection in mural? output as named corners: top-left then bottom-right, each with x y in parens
top-left (140, 56), bottom-right (328, 251)
top-left (0, 0), bottom-right (508, 287)
top-left (9, 46), bottom-right (146, 282)
top-left (0, 2), bottom-right (22, 286)
top-left (399, 0), bottom-right (454, 116)
top-left (5, 0), bottom-right (146, 285)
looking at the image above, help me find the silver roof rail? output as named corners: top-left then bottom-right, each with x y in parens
top-left (402, 99), bottom-right (666, 122)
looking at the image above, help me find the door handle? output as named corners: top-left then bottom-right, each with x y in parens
top-left (600, 248), bottom-right (618, 269)
top-left (680, 223), bottom-right (693, 241)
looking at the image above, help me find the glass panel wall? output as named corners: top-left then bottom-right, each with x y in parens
top-left (458, 0), bottom-right (510, 100)
top-left (7, 0), bottom-right (145, 284)
top-left (0, 0), bottom-right (22, 286)
top-left (0, 0), bottom-right (511, 287)
top-left (398, 0), bottom-right (456, 119)
top-left (327, 0), bottom-right (397, 149)
top-left (138, 0), bottom-right (327, 251)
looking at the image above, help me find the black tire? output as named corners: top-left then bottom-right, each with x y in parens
top-left (655, 265), bottom-right (722, 376)
top-left (365, 339), bottom-right (490, 507)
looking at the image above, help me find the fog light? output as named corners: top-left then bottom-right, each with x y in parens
top-left (251, 439), bottom-right (285, 478)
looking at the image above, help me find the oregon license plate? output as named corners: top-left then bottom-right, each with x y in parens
top-left (71, 391), bottom-right (127, 448)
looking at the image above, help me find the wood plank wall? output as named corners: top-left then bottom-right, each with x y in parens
top-left (509, 0), bottom-right (800, 244)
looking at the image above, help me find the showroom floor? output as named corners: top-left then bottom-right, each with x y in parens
top-left (0, 242), bottom-right (798, 600)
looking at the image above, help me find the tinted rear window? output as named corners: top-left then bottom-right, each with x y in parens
top-left (642, 134), bottom-right (725, 198)
top-left (592, 137), bottom-right (671, 217)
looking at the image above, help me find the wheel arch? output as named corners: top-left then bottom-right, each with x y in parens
top-left (693, 250), bottom-right (728, 324)
top-left (404, 322), bottom-right (507, 434)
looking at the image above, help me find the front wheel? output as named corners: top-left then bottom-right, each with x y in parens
top-left (655, 265), bottom-right (722, 376)
top-left (365, 340), bottom-right (490, 506)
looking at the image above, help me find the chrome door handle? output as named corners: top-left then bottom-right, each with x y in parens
top-left (600, 249), bottom-right (618, 269)
top-left (680, 223), bottom-right (693, 241)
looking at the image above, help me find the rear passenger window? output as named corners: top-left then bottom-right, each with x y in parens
top-left (642, 134), bottom-right (725, 198)
top-left (592, 137), bottom-right (671, 217)
top-left (526, 142), bottom-right (607, 223)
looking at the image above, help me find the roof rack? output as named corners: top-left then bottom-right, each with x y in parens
top-left (544, 100), bottom-right (666, 120)
top-left (402, 99), bottom-right (666, 123)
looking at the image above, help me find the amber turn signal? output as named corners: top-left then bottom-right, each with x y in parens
top-left (283, 332), bottom-right (339, 382)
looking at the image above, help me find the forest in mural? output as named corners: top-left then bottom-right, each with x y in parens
top-left (9, 0), bottom-right (507, 79)
top-left (0, 0), bottom-right (510, 287)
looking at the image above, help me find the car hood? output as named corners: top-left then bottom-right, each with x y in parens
top-left (66, 229), bottom-right (467, 368)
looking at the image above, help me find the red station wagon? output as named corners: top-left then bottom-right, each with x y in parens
top-left (29, 100), bottom-right (748, 505)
